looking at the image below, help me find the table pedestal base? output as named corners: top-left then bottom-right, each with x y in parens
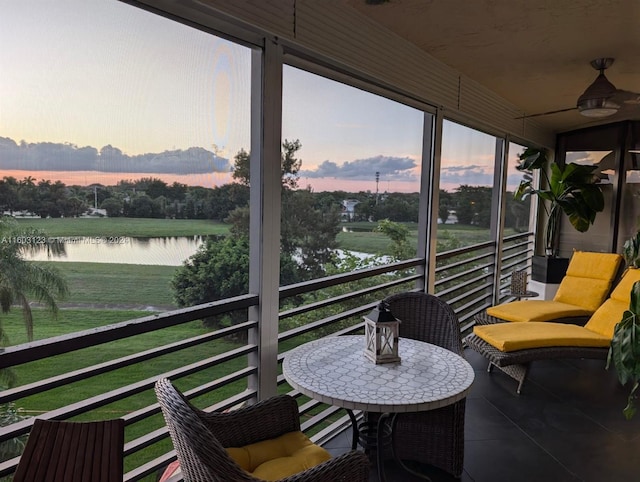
top-left (347, 410), bottom-right (433, 482)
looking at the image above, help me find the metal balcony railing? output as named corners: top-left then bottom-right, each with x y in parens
top-left (0, 235), bottom-right (532, 481)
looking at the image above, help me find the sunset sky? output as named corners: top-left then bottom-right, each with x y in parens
top-left (1, 0), bottom-right (522, 194)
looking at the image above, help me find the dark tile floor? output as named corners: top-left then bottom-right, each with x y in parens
top-left (323, 347), bottom-right (640, 482)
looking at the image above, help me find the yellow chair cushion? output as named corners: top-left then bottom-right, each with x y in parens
top-left (473, 322), bottom-right (611, 352)
top-left (609, 268), bottom-right (640, 303)
top-left (553, 276), bottom-right (612, 312)
top-left (584, 298), bottom-right (629, 339)
top-left (486, 300), bottom-right (592, 323)
top-left (553, 251), bottom-right (622, 311)
top-left (563, 251), bottom-right (622, 280)
top-left (584, 269), bottom-right (640, 338)
top-left (226, 431), bottom-right (331, 481)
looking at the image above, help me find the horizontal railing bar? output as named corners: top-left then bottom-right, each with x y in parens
top-left (459, 307), bottom-right (484, 329)
top-left (329, 321), bottom-right (366, 337)
top-left (435, 262), bottom-right (494, 290)
top-left (0, 345), bottom-right (256, 443)
top-left (299, 398), bottom-right (327, 417)
top-left (279, 274), bottom-right (420, 320)
top-left (124, 365), bottom-right (257, 424)
top-left (0, 294), bottom-right (258, 369)
top-left (311, 412), bottom-right (357, 446)
top-left (503, 231), bottom-right (533, 243)
top-left (444, 280), bottom-right (493, 307)
top-left (502, 241), bottom-right (532, 256)
top-left (0, 457), bottom-right (20, 479)
top-left (436, 240), bottom-right (494, 261)
top-left (278, 301), bottom-right (377, 343)
top-left (0, 321), bottom-right (257, 404)
top-left (502, 248), bottom-right (532, 263)
top-left (453, 291), bottom-right (493, 318)
top-left (124, 449), bottom-right (176, 482)
top-left (279, 258), bottom-right (424, 298)
top-left (300, 405), bottom-right (344, 433)
top-left (435, 251), bottom-right (493, 274)
top-left (125, 426), bottom-right (167, 458)
top-left (439, 261), bottom-right (493, 285)
top-left (502, 256), bottom-right (527, 275)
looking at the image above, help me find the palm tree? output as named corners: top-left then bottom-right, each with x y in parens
top-left (0, 216), bottom-right (68, 346)
top-left (0, 216), bottom-right (68, 463)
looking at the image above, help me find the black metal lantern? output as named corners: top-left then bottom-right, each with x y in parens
top-left (364, 301), bottom-right (401, 364)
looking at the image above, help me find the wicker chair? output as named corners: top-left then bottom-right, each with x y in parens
top-left (13, 418), bottom-right (124, 482)
top-left (383, 291), bottom-right (466, 478)
top-left (154, 378), bottom-right (370, 482)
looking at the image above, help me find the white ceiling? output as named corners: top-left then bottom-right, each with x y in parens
top-left (346, 0), bottom-right (640, 134)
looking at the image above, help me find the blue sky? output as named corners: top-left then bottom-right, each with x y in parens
top-left (1, 0), bottom-right (521, 193)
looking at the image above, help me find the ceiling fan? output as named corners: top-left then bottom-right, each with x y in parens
top-left (519, 58), bottom-right (640, 119)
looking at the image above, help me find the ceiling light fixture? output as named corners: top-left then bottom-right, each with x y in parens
top-left (577, 58), bottom-right (620, 118)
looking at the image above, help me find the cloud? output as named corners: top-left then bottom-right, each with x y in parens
top-left (440, 164), bottom-right (494, 188)
top-left (0, 136), bottom-right (231, 174)
top-left (565, 151), bottom-right (607, 164)
top-left (300, 155), bottom-right (417, 182)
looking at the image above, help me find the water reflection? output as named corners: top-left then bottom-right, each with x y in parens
top-left (26, 236), bottom-right (206, 266)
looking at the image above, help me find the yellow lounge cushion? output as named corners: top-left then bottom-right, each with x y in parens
top-left (473, 322), bottom-right (611, 352)
top-left (563, 251), bottom-right (622, 280)
top-left (584, 269), bottom-right (640, 338)
top-left (553, 276), bottom-right (612, 312)
top-left (553, 252), bottom-right (622, 311)
top-left (486, 300), bottom-right (591, 323)
top-left (584, 298), bottom-right (629, 339)
top-left (227, 430), bottom-right (331, 481)
top-left (609, 268), bottom-right (640, 303)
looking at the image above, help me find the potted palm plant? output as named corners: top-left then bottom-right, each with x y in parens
top-left (607, 279), bottom-right (640, 419)
top-left (608, 231), bottom-right (640, 419)
top-left (515, 147), bottom-right (605, 282)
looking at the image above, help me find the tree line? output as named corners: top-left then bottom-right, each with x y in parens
top-left (0, 173), bottom-right (528, 231)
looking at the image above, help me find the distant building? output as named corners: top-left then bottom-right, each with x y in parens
top-left (341, 199), bottom-right (360, 221)
top-left (84, 207), bottom-right (107, 217)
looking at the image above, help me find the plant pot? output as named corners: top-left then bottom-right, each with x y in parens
top-left (531, 255), bottom-right (570, 283)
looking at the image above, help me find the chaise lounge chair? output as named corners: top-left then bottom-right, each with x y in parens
top-left (476, 251), bottom-right (623, 325)
top-left (465, 267), bottom-right (640, 393)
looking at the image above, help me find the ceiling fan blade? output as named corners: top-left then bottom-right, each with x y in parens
top-left (612, 89), bottom-right (640, 104)
top-left (515, 107), bottom-right (577, 119)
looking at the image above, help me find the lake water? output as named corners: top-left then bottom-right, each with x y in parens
top-left (24, 236), bottom-right (381, 267)
top-left (26, 236), bottom-right (205, 266)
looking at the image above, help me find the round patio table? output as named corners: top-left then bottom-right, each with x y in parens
top-left (283, 335), bottom-right (474, 481)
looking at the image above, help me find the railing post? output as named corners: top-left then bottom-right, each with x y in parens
top-left (248, 39), bottom-right (282, 401)
top-left (491, 137), bottom-right (508, 305)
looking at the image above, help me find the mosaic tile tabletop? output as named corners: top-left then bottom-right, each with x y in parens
top-left (283, 335), bottom-right (474, 412)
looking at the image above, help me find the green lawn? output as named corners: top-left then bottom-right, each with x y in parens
top-left (38, 261), bottom-right (178, 308)
top-left (337, 221), bottom-right (499, 254)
